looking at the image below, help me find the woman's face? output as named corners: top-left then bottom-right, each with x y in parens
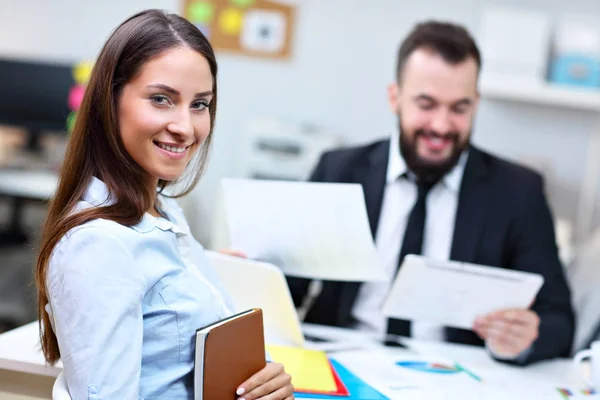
top-left (118, 46), bottom-right (214, 185)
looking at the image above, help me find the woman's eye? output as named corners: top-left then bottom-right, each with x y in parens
top-left (191, 100), bottom-right (210, 111)
top-left (150, 95), bottom-right (171, 105)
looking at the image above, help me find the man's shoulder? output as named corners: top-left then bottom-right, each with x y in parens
top-left (319, 138), bottom-right (389, 167)
top-left (473, 147), bottom-right (543, 188)
top-left (312, 138), bottom-right (389, 182)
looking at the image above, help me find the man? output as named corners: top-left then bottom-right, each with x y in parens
top-left (288, 21), bottom-right (574, 365)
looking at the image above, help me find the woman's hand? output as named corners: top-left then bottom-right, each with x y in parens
top-left (218, 249), bottom-right (247, 258)
top-left (236, 362), bottom-right (294, 400)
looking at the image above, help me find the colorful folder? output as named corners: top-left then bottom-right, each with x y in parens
top-left (265, 345), bottom-right (338, 392)
top-left (295, 359), bottom-right (388, 399)
top-left (329, 361), bottom-right (351, 396)
top-left (296, 360), bottom-right (350, 397)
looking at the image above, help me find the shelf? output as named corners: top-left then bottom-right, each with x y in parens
top-left (480, 75), bottom-right (600, 111)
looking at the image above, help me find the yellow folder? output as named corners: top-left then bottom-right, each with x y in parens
top-left (266, 345), bottom-right (337, 392)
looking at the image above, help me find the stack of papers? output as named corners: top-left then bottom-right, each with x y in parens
top-left (269, 345), bottom-right (597, 400)
top-left (296, 360), bottom-right (387, 399)
top-left (266, 345), bottom-right (387, 399)
top-left (266, 345), bottom-right (339, 393)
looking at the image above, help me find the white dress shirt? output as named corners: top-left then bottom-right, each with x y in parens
top-left (351, 132), bottom-right (468, 341)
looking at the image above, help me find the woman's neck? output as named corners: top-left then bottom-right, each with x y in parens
top-left (146, 178), bottom-right (160, 217)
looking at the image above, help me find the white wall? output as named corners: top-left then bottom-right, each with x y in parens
top-left (0, 0), bottom-right (181, 62)
top-left (1, 0), bottom-right (598, 246)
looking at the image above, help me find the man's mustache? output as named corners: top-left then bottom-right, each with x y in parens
top-left (415, 130), bottom-right (460, 141)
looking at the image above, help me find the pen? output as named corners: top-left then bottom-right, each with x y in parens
top-left (454, 362), bottom-right (483, 382)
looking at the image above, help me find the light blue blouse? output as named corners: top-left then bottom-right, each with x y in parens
top-left (45, 177), bottom-right (235, 399)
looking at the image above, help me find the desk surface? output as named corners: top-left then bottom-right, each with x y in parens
top-left (0, 169), bottom-right (58, 200)
top-left (0, 321), bottom-right (61, 378)
top-left (304, 324), bottom-right (583, 399)
top-left (0, 321), bottom-right (585, 399)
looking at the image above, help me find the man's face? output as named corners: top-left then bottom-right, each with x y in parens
top-left (388, 48), bottom-right (480, 181)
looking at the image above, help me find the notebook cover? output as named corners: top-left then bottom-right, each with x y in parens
top-left (199, 308), bottom-right (266, 399)
top-left (295, 359), bottom-right (388, 399)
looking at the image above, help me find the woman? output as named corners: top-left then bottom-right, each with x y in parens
top-left (35, 9), bottom-right (293, 400)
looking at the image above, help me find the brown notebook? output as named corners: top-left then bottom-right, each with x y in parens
top-left (194, 308), bottom-right (266, 400)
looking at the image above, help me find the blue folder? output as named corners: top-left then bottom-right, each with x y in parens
top-left (294, 359), bottom-right (388, 400)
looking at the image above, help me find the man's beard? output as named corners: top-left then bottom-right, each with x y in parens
top-left (399, 124), bottom-right (470, 184)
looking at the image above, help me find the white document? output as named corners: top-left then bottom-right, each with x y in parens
top-left (221, 178), bottom-right (384, 282)
top-left (331, 348), bottom-right (570, 400)
top-left (382, 255), bottom-right (544, 330)
top-left (330, 349), bottom-right (421, 400)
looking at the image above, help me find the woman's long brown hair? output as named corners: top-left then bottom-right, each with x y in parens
top-left (36, 9), bottom-right (219, 364)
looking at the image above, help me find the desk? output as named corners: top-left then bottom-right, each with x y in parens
top-left (0, 169), bottom-right (58, 245)
top-left (304, 324), bottom-right (584, 399)
top-left (0, 322), bottom-right (585, 399)
top-left (0, 322), bottom-right (60, 398)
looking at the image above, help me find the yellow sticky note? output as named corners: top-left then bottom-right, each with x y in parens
top-left (266, 345), bottom-right (337, 392)
top-left (219, 7), bottom-right (243, 35)
top-left (72, 61), bottom-right (93, 85)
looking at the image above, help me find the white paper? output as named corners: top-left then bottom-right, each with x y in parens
top-left (382, 255), bottom-right (544, 329)
top-left (403, 338), bottom-right (584, 398)
top-left (330, 348), bottom-right (582, 400)
top-left (330, 350), bottom-right (422, 399)
top-left (221, 178), bottom-right (384, 282)
top-left (330, 350), bottom-right (484, 400)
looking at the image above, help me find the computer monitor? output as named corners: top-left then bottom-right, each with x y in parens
top-left (0, 57), bottom-right (74, 152)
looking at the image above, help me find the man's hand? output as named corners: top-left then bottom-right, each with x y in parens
top-left (473, 309), bottom-right (540, 358)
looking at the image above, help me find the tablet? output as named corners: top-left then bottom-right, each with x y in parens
top-left (382, 255), bottom-right (544, 330)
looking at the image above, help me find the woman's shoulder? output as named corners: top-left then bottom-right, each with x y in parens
top-left (57, 214), bottom-right (133, 248)
top-left (47, 218), bottom-right (147, 295)
top-left (53, 221), bottom-right (132, 267)
top-left (63, 199), bottom-right (149, 244)
top-left (48, 215), bottom-right (144, 285)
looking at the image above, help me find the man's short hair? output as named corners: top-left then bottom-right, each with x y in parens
top-left (396, 21), bottom-right (481, 81)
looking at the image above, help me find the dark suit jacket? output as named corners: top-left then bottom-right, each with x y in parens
top-left (288, 139), bottom-right (574, 365)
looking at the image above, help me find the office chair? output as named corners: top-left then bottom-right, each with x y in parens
top-left (52, 371), bottom-right (71, 400)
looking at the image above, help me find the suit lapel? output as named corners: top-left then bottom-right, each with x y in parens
top-left (446, 147), bottom-right (492, 342)
top-left (338, 140), bottom-right (388, 326)
top-left (353, 140), bottom-right (389, 238)
top-left (450, 147), bottom-right (490, 263)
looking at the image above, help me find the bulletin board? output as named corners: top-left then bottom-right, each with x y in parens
top-left (183, 0), bottom-right (296, 60)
